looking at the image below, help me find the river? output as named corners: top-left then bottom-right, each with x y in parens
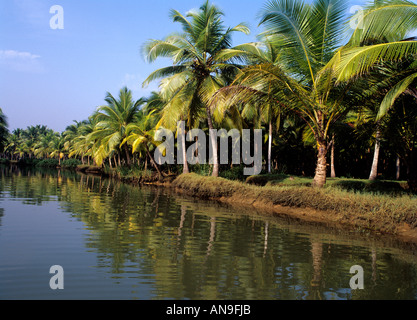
top-left (0, 166), bottom-right (416, 300)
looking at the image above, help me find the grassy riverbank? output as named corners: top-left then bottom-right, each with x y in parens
top-left (170, 173), bottom-right (417, 242)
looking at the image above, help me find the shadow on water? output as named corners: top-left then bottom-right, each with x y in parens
top-left (0, 165), bottom-right (417, 300)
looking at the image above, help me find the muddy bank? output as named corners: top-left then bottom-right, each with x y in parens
top-left (164, 173), bottom-right (417, 245)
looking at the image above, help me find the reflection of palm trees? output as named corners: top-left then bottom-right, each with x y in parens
top-left (206, 217), bottom-right (216, 257)
top-left (176, 205), bottom-right (187, 248)
top-left (372, 247), bottom-right (377, 287)
top-left (310, 239), bottom-right (323, 300)
top-left (151, 187), bottom-right (161, 216)
top-left (263, 222), bottom-right (269, 257)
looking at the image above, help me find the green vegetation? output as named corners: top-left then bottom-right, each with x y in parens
top-left (172, 173), bottom-right (417, 235)
top-left (246, 174), bottom-right (410, 195)
top-left (1, 0), bottom-right (417, 199)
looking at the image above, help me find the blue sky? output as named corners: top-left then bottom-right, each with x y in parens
top-left (1, 0), bottom-right (363, 133)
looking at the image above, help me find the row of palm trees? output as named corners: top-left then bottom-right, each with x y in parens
top-left (1, 0), bottom-right (417, 190)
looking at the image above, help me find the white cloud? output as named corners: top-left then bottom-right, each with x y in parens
top-left (0, 50), bottom-right (40, 60)
top-left (0, 49), bottom-right (44, 73)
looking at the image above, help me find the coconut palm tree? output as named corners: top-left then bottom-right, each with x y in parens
top-left (49, 133), bottom-right (66, 166)
top-left (216, 40), bottom-right (284, 173)
top-left (143, 91), bottom-right (191, 174)
top-left (63, 121), bottom-right (83, 154)
top-left (327, 0), bottom-right (417, 87)
top-left (0, 108), bottom-right (8, 153)
top-left (142, 0), bottom-right (250, 177)
top-left (4, 129), bottom-right (21, 160)
top-left (68, 117), bottom-right (96, 165)
top-left (89, 87), bottom-right (145, 166)
top-left (212, 0), bottom-right (350, 187)
top-left (123, 110), bottom-right (164, 179)
top-left (34, 129), bottom-right (56, 159)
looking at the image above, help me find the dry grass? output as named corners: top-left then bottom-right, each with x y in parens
top-left (172, 173), bottom-right (417, 234)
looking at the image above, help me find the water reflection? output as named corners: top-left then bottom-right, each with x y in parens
top-left (0, 165), bottom-right (417, 300)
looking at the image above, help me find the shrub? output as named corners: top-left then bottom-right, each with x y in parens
top-left (17, 158), bottom-right (41, 166)
top-left (219, 165), bottom-right (246, 181)
top-left (189, 163), bottom-right (212, 176)
top-left (36, 158), bottom-right (59, 168)
top-left (61, 158), bottom-right (82, 169)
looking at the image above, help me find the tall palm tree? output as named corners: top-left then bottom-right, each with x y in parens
top-left (69, 117), bottom-right (96, 165)
top-left (217, 40), bottom-right (283, 173)
top-left (123, 110), bottom-right (164, 179)
top-left (89, 87), bottom-right (145, 166)
top-left (142, 0), bottom-right (250, 177)
top-left (212, 0), bottom-right (349, 187)
top-left (63, 121), bottom-right (83, 154)
top-left (49, 133), bottom-right (66, 166)
top-left (5, 130), bottom-right (21, 160)
top-left (34, 129), bottom-right (56, 159)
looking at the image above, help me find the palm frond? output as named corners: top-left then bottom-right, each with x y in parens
top-left (329, 40), bottom-right (417, 82)
top-left (377, 71), bottom-right (417, 119)
top-left (349, 0), bottom-right (417, 46)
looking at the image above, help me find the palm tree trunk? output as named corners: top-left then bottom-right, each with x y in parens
top-left (407, 147), bottom-right (417, 192)
top-left (310, 240), bottom-right (323, 289)
top-left (330, 134), bottom-right (336, 178)
top-left (396, 156), bottom-right (400, 180)
top-left (179, 119), bottom-right (189, 174)
top-left (206, 106), bottom-right (219, 177)
top-left (206, 217), bottom-right (216, 257)
top-left (263, 222), bottom-right (269, 257)
top-left (124, 144), bottom-right (131, 166)
top-left (268, 120), bottom-right (272, 174)
top-left (369, 124), bottom-right (381, 181)
top-left (146, 145), bottom-right (162, 180)
top-left (313, 138), bottom-right (327, 188)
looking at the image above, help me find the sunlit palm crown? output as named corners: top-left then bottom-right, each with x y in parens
top-left (88, 87), bottom-right (145, 165)
top-left (142, 0), bottom-right (250, 129)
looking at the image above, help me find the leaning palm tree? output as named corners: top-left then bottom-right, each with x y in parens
top-left (142, 0), bottom-right (250, 177)
top-left (89, 87), bottom-right (145, 166)
top-left (0, 108), bottom-right (8, 153)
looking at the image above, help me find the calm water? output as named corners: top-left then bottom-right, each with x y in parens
top-left (0, 166), bottom-right (417, 300)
